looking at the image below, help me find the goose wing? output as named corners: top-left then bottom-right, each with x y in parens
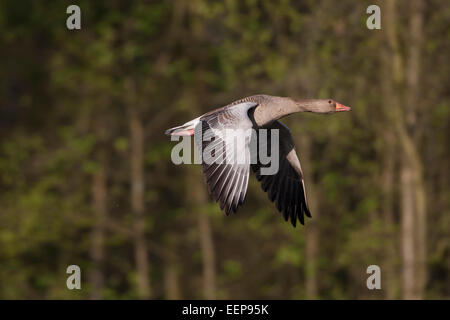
top-left (251, 120), bottom-right (311, 227)
top-left (197, 102), bottom-right (258, 215)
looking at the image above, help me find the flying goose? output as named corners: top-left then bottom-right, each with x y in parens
top-left (165, 95), bottom-right (350, 227)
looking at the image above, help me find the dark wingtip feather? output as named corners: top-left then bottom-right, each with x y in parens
top-left (304, 205), bottom-right (312, 218)
top-left (298, 203), bottom-right (305, 225)
top-left (225, 204), bottom-right (233, 216)
top-left (290, 215), bottom-right (297, 227)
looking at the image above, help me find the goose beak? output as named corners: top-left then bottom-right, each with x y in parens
top-left (336, 103), bottom-right (351, 112)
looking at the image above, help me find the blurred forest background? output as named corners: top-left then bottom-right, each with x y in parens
top-left (0, 0), bottom-right (449, 299)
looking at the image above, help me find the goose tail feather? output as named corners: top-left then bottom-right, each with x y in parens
top-left (165, 117), bottom-right (200, 136)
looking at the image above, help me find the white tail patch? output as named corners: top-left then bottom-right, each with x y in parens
top-left (165, 117), bottom-right (200, 136)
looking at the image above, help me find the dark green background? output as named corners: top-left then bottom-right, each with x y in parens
top-left (0, 0), bottom-right (448, 299)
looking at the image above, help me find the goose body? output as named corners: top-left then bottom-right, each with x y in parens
top-left (165, 95), bottom-right (350, 227)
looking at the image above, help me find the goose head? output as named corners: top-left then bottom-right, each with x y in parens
top-left (299, 99), bottom-right (351, 114)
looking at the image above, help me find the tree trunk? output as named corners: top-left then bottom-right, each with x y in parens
top-left (300, 136), bottom-right (319, 299)
top-left (305, 210), bottom-right (319, 299)
top-left (384, 0), bottom-right (414, 299)
top-left (164, 237), bottom-right (181, 299)
top-left (89, 164), bottom-right (107, 299)
top-left (186, 165), bottom-right (217, 299)
top-left (380, 132), bottom-right (397, 299)
top-left (128, 82), bottom-right (151, 299)
top-left (380, 29), bottom-right (399, 300)
top-left (198, 207), bottom-right (216, 299)
top-left (400, 155), bottom-right (417, 299)
top-left (385, 0), bottom-right (427, 299)
top-left (406, 0), bottom-right (427, 298)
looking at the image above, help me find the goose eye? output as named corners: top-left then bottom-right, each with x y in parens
top-left (328, 100), bottom-right (332, 104)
